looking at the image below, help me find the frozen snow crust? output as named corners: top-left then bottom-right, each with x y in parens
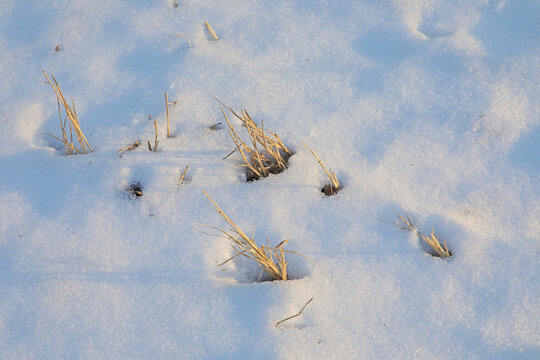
top-left (1, 0), bottom-right (539, 359)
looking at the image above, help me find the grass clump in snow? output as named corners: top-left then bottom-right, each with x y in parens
top-left (216, 99), bottom-right (292, 182)
top-left (303, 143), bottom-right (340, 196)
top-left (202, 190), bottom-right (294, 281)
top-left (419, 230), bottom-right (452, 259)
top-left (396, 211), bottom-right (452, 259)
top-left (42, 71), bottom-right (93, 155)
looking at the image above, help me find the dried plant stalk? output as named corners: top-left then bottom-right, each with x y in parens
top-left (216, 98), bottom-right (292, 181)
top-left (303, 143), bottom-right (340, 193)
top-left (205, 21), bottom-right (219, 40)
top-left (275, 297), bottom-right (314, 328)
top-left (117, 140), bottom-right (140, 154)
top-left (395, 210), bottom-right (416, 232)
top-left (165, 92), bottom-right (170, 138)
top-left (179, 165), bottom-right (189, 185)
top-left (202, 190), bottom-right (290, 281)
top-left (43, 71), bottom-right (92, 155)
top-left (148, 118), bottom-right (159, 152)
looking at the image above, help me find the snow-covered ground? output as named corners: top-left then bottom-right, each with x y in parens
top-left (1, 0), bottom-right (539, 358)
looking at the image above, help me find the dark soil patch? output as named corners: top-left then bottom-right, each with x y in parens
top-left (245, 152), bottom-right (293, 182)
top-left (321, 184), bottom-right (340, 196)
top-left (126, 182), bottom-right (143, 198)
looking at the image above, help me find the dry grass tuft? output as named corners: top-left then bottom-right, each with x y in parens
top-left (419, 230), bottom-right (452, 258)
top-left (303, 143), bottom-right (340, 196)
top-left (205, 21), bottom-right (219, 40)
top-left (42, 71), bottom-right (92, 155)
top-left (202, 190), bottom-right (291, 281)
top-left (395, 211), bottom-right (452, 258)
top-left (395, 210), bottom-right (416, 232)
top-left (216, 98), bottom-right (292, 181)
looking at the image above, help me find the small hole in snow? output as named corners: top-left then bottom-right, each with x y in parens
top-left (125, 182), bottom-right (143, 198)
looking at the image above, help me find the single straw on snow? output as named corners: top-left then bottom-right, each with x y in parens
top-left (275, 297), bottom-right (314, 328)
top-left (205, 21), bottom-right (219, 40)
top-left (165, 92), bottom-right (171, 138)
top-left (179, 165), bottom-right (189, 185)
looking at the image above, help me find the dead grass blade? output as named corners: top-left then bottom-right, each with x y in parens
top-left (303, 143), bottom-right (340, 195)
top-left (275, 297), bottom-right (314, 328)
top-left (202, 190), bottom-right (290, 281)
top-left (117, 140), bottom-right (141, 154)
top-left (394, 210), bottom-right (416, 232)
top-left (43, 71), bottom-right (92, 155)
top-left (179, 165), bottom-right (189, 185)
top-left (165, 92), bottom-right (171, 138)
top-left (205, 21), bottom-right (219, 40)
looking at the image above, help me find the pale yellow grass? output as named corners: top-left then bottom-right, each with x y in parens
top-left (419, 230), bottom-right (452, 258)
top-left (216, 98), bottom-right (292, 181)
top-left (42, 71), bottom-right (92, 155)
top-left (303, 143), bottom-right (340, 193)
top-left (396, 211), bottom-right (452, 258)
top-left (205, 21), bottom-right (219, 40)
top-left (179, 165), bottom-right (189, 185)
top-left (202, 190), bottom-right (290, 281)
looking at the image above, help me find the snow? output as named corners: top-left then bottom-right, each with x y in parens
top-left (1, 0), bottom-right (539, 358)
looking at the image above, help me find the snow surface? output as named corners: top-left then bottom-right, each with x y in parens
top-left (1, 0), bottom-right (539, 358)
